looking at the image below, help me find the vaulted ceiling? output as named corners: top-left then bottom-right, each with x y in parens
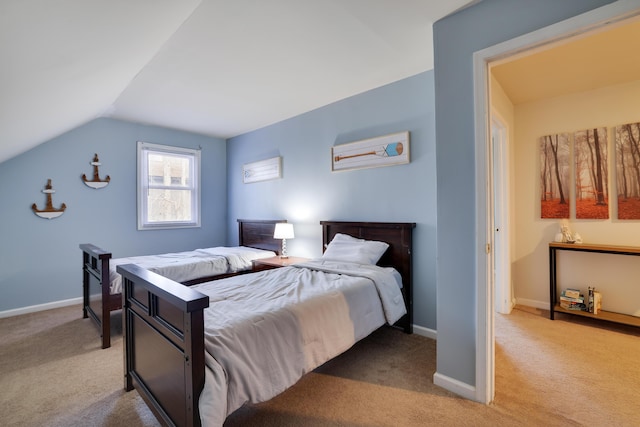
top-left (0, 0), bottom-right (475, 164)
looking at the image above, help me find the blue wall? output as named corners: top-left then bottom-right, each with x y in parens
top-left (0, 118), bottom-right (226, 311)
top-left (227, 71), bottom-right (438, 330)
top-left (433, 0), bottom-right (616, 387)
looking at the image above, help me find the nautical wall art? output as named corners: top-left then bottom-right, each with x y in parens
top-left (32, 179), bottom-right (66, 219)
top-left (615, 122), bottom-right (640, 220)
top-left (243, 156), bottom-right (282, 183)
top-left (82, 153), bottom-right (111, 189)
top-left (331, 131), bottom-right (410, 172)
top-left (539, 133), bottom-right (570, 219)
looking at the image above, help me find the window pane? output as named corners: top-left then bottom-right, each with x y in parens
top-left (138, 141), bottom-right (200, 230)
top-left (148, 153), bottom-right (191, 187)
top-left (146, 189), bottom-right (192, 222)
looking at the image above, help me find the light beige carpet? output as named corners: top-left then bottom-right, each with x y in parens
top-left (0, 305), bottom-right (638, 426)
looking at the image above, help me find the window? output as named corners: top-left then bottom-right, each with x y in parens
top-left (137, 141), bottom-right (201, 230)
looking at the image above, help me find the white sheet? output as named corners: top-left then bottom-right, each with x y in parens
top-left (194, 260), bottom-right (406, 426)
top-left (108, 246), bottom-right (275, 294)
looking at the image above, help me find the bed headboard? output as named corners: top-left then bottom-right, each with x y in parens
top-left (237, 219), bottom-right (287, 255)
top-left (320, 220), bottom-right (416, 333)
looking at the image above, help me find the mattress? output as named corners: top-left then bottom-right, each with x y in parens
top-left (108, 246), bottom-right (275, 294)
top-left (194, 259), bottom-right (406, 426)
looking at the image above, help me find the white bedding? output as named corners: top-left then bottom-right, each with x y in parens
top-left (108, 246), bottom-right (275, 294)
top-left (194, 259), bottom-right (406, 426)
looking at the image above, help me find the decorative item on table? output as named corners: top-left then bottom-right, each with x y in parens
top-left (560, 288), bottom-right (585, 311)
top-left (587, 287), bottom-right (602, 314)
top-left (82, 153), bottom-right (111, 189)
top-left (555, 221), bottom-right (582, 244)
top-left (561, 224), bottom-right (575, 243)
top-left (273, 222), bottom-right (294, 258)
top-left (554, 231), bottom-right (564, 242)
top-left (593, 290), bottom-right (602, 314)
top-left (32, 179), bottom-right (66, 219)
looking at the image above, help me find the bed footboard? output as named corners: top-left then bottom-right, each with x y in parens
top-left (117, 263), bottom-right (209, 427)
top-left (80, 243), bottom-right (115, 349)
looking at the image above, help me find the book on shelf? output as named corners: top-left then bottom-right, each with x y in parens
top-left (563, 288), bottom-right (581, 299)
top-left (560, 300), bottom-right (586, 310)
top-left (560, 294), bottom-right (584, 303)
top-left (557, 287), bottom-right (602, 314)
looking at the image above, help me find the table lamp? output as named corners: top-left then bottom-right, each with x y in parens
top-left (273, 223), bottom-right (294, 258)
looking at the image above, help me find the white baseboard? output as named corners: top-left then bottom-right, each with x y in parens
top-left (514, 297), bottom-right (548, 310)
top-left (433, 371), bottom-right (477, 401)
top-left (413, 323), bottom-right (437, 340)
top-left (0, 297), bottom-right (82, 319)
top-left (429, 298), bottom-right (546, 402)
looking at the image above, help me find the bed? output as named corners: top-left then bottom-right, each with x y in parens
top-left (116, 220), bottom-right (415, 426)
top-left (80, 219), bottom-right (285, 349)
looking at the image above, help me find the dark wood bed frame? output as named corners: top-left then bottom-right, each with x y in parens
top-left (80, 219), bottom-right (285, 349)
top-left (117, 220), bottom-right (415, 427)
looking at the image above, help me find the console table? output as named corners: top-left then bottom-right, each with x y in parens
top-left (549, 242), bottom-right (640, 327)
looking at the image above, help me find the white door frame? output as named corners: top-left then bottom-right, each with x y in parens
top-left (472, 0), bottom-right (640, 404)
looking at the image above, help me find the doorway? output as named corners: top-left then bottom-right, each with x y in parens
top-left (473, 1), bottom-right (640, 405)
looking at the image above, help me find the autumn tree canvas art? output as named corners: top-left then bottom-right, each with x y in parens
top-left (574, 127), bottom-right (608, 219)
top-left (615, 122), bottom-right (640, 220)
top-left (540, 133), bottom-right (570, 219)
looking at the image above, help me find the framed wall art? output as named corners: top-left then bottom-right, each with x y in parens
top-left (539, 133), bottom-right (570, 219)
top-left (615, 121), bottom-right (640, 219)
top-left (331, 131), bottom-right (410, 172)
top-left (243, 156), bottom-right (282, 183)
top-left (574, 127), bottom-right (608, 219)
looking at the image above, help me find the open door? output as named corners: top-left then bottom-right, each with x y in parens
top-left (491, 115), bottom-right (512, 315)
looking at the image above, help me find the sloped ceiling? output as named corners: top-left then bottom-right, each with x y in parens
top-left (0, 0), bottom-right (475, 164)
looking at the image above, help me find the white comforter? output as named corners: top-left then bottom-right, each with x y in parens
top-left (108, 246), bottom-right (275, 294)
top-left (194, 259), bottom-right (406, 426)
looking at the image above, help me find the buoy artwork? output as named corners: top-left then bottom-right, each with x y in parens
top-left (331, 131), bottom-right (410, 172)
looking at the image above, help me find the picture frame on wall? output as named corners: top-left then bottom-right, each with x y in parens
top-left (331, 131), bottom-right (410, 172)
top-left (242, 156), bottom-right (282, 183)
top-left (615, 122), bottom-right (640, 219)
top-left (574, 127), bottom-right (608, 219)
top-left (539, 133), bottom-right (570, 219)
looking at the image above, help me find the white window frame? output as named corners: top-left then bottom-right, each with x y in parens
top-left (137, 141), bottom-right (201, 230)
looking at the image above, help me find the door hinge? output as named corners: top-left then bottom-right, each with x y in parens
top-left (486, 243), bottom-right (491, 254)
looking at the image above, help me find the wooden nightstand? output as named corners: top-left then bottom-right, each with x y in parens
top-left (252, 256), bottom-right (309, 272)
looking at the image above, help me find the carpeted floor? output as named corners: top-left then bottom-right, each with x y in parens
top-left (0, 304), bottom-right (638, 426)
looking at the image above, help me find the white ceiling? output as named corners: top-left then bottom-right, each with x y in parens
top-left (0, 0), bottom-right (474, 164)
top-left (492, 17), bottom-right (640, 105)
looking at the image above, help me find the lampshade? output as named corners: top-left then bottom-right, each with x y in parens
top-left (273, 223), bottom-right (294, 239)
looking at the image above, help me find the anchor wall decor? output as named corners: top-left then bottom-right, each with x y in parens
top-left (82, 153), bottom-right (110, 189)
top-left (32, 179), bottom-right (66, 219)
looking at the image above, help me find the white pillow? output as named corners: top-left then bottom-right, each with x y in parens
top-left (322, 233), bottom-right (389, 265)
